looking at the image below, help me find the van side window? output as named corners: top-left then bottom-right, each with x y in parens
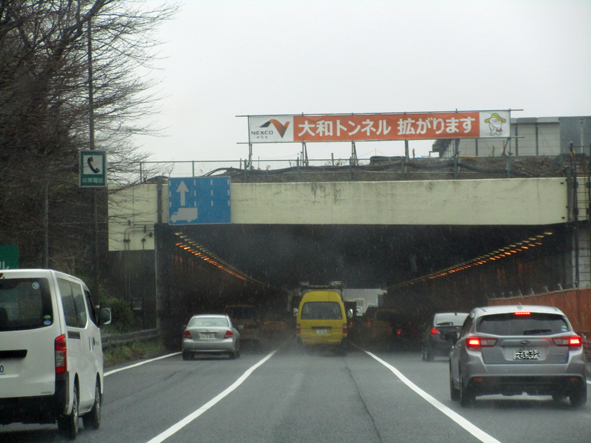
top-left (72, 283), bottom-right (88, 327)
top-left (58, 279), bottom-right (86, 328)
top-left (84, 289), bottom-right (98, 326)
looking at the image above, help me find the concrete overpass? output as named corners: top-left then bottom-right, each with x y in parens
top-left (107, 172), bottom-right (588, 343)
top-left (107, 116), bottom-right (591, 346)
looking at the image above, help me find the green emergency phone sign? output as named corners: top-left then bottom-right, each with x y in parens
top-left (80, 150), bottom-right (107, 187)
top-left (0, 245), bottom-right (19, 269)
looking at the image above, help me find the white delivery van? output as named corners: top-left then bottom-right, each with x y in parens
top-left (0, 269), bottom-right (111, 439)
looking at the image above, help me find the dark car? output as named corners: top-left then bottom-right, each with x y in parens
top-left (421, 312), bottom-right (468, 361)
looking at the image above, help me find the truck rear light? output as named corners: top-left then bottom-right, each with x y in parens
top-left (223, 330), bottom-right (233, 339)
top-left (430, 327), bottom-right (439, 335)
top-left (295, 323), bottom-right (300, 335)
top-left (55, 335), bottom-right (67, 374)
top-left (343, 323), bottom-right (348, 335)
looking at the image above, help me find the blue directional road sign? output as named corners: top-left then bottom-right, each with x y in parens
top-left (168, 177), bottom-right (231, 225)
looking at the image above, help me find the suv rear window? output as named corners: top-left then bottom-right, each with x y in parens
top-left (0, 278), bottom-right (53, 330)
top-left (225, 306), bottom-right (257, 320)
top-left (477, 313), bottom-right (569, 336)
top-left (301, 302), bottom-right (342, 320)
top-left (434, 313), bottom-right (468, 326)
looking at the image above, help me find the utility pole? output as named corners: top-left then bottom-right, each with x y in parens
top-left (88, 16), bottom-right (100, 299)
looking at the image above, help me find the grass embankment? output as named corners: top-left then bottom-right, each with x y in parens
top-left (103, 339), bottom-right (170, 368)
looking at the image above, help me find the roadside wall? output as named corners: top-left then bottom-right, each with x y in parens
top-left (488, 289), bottom-right (591, 335)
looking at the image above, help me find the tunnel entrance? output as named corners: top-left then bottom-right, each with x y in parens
top-left (153, 222), bottom-right (569, 348)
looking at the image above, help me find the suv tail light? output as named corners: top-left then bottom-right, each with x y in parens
top-left (223, 330), bottom-right (233, 339)
top-left (296, 323), bottom-right (301, 335)
top-left (55, 335), bottom-right (67, 374)
top-left (553, 335), bottom-right (582, 349)
top-left (465, 336), bottom-right (497, 350)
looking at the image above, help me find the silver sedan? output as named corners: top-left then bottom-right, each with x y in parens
top-left (182, 314), bottom-right (240, 360)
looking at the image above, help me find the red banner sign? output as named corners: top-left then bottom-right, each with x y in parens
top-left (247, 111), bottom-right (511, 143)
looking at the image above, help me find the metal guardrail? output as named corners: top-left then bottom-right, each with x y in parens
top-left (101, 329), bottom-right (159, 348)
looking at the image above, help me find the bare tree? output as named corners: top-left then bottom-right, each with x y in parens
top-left (0, 0), bottom-right (176, 270)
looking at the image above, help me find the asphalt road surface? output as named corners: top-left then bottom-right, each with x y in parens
top-left (2, 339), bottom-right (590, 443)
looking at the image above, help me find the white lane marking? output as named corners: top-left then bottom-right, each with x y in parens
top-left (104, 352), bottom-right (181, 377)
top-left (364, 350), bottom-right (502, 443)
top-left (146, 350), bottom-right (278, 443)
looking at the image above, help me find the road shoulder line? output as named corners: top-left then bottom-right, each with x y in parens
top-left (364, 350), bottom-right (502, 443)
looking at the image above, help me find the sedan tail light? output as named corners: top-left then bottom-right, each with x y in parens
top-left (430, 327), bottom-right (439, 335)
top-left (553, 335), bottom-right (582, 349)
top-left (223, 330), bottom-right (233, 339)
top-left (183, 330), bottom-right (191, 339)
top-left (55, 335), bottom-right (67, 374)
top-left (465, 336), bottom-right (497, 350)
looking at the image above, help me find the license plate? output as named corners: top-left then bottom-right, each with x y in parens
top-left (200, 333), bottom-right (215, 339)
top-left (514, 348), bottom-right (540, 360)
top-left (316, 329), bottom-right (328, 335)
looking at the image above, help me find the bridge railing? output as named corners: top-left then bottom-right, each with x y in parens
top-left (136, 155), bottom-right (577, 183)
top-left (101, 329), bottom-right (159, 348)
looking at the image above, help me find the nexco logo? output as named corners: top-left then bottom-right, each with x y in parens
top-left (252, 119), bottom-right (290, 138)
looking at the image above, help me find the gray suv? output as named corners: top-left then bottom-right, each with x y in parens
top-left (448, 304), bottom-right (587, 407)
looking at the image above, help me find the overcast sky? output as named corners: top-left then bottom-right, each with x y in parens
top-left (135, 0), bottom-right (591, 169)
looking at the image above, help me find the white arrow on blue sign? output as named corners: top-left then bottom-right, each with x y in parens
top-left (168, 177), bottom-right (231, 225)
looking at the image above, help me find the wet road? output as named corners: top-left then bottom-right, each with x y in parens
top-left (2, 339), bottom-right (590, 443)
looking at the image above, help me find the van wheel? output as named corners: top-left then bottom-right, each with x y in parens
top-left (83, 380), bottom-right (101, 430)
top-left (58, 383), bottom-right (79, 439)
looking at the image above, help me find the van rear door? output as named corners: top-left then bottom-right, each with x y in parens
top-left (0, 276), bottom-right (59, 398)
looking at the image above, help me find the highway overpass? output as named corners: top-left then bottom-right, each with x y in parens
top-left (107, 115), bottom-right (591, 346)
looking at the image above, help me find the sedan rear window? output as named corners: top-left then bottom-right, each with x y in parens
top-left (301, 302), bottom-right (342, 320)
top-left (477, 313), bottom-right (569, 336)
top-left (189, 317), bottom-right (229, 327)
top-left (0, 278), bottom-right (53, 330)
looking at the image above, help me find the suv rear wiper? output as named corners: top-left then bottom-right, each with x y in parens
top-left (523, 329), bottom-right (553, 335)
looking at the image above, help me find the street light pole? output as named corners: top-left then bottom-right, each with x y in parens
top-left (88, 16), bottom-right (100, 299)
